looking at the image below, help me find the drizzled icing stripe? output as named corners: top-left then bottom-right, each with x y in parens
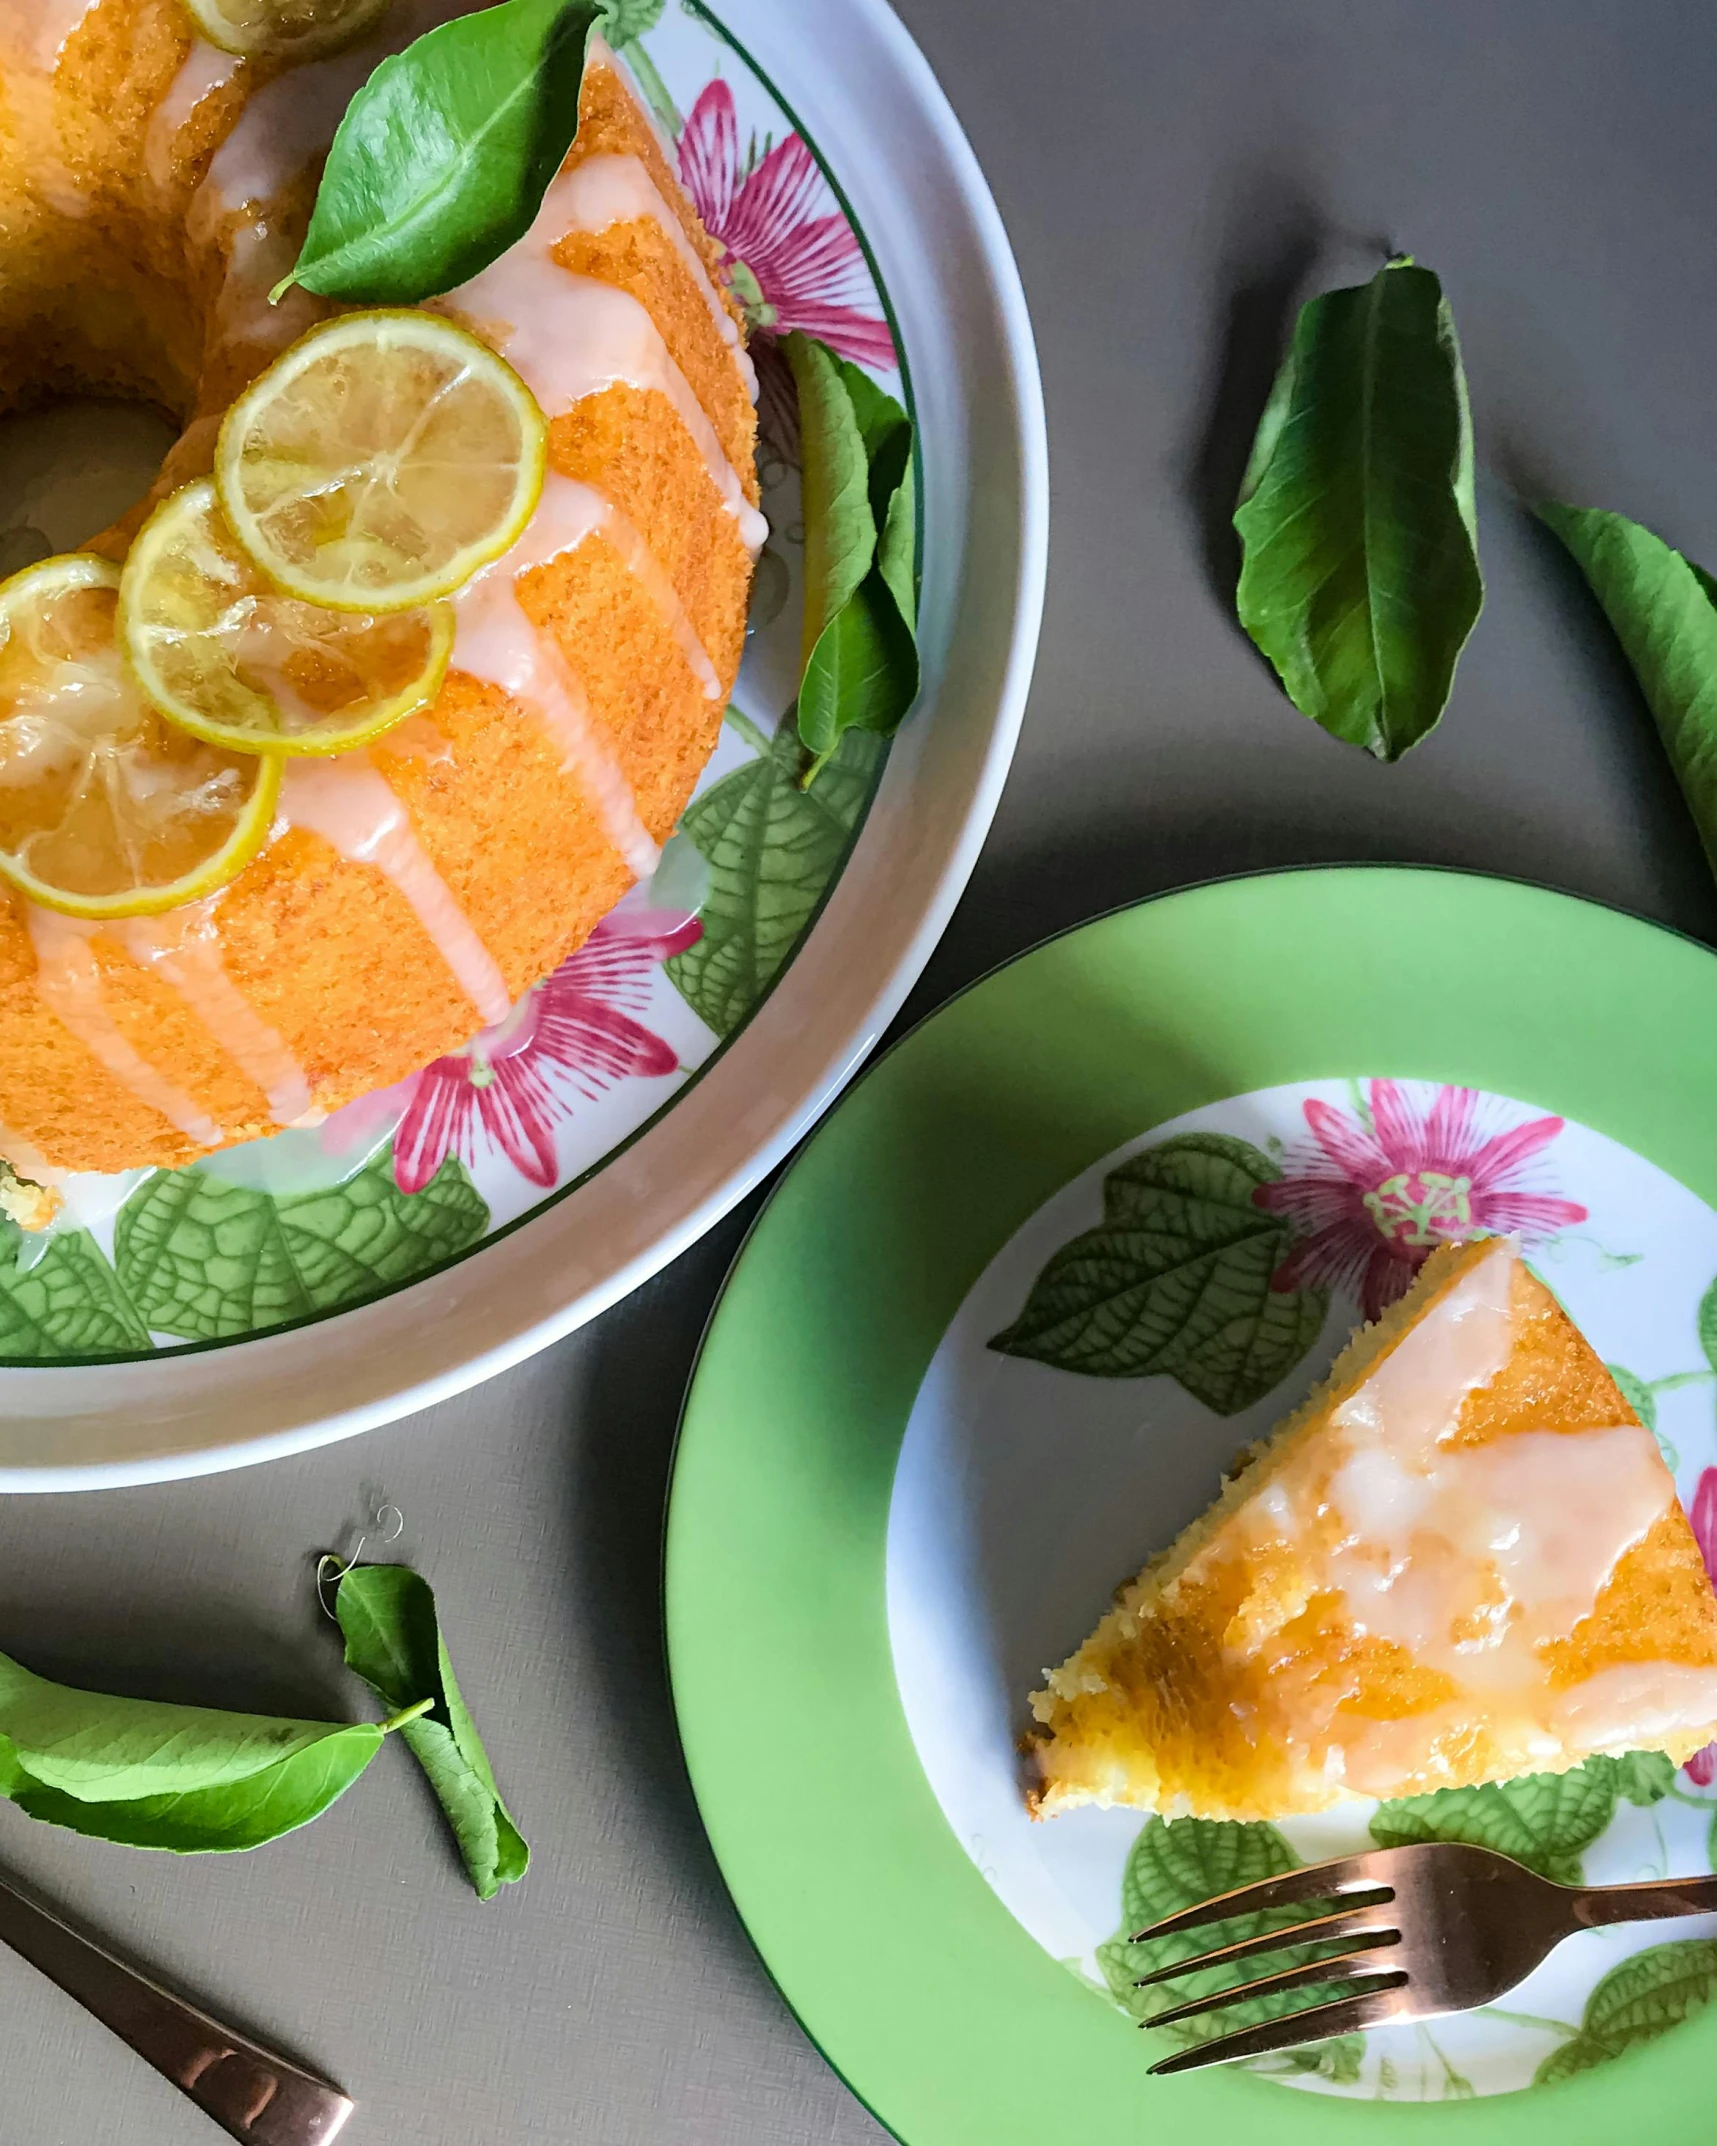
top-left (27, 909), bottom-right (226, 1148)
top-left (278, 758), bottom-right (512, 1025)
top-left (118, 906), bottom-right (312, 1127)
top-left (453, 475), bottom-right (666, 880)
top-left (451, 194), bottom-right (768, 556)
top-left (145, 38), bottom-right (244, 192)
top-left (550, 151), bottom-right (759, 402)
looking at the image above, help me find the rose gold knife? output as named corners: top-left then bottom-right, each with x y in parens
top-left (0, 1870), bottom-right (354, 2142)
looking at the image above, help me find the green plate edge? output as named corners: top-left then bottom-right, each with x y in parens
top-left (665, 866), bottom-right (1717, 2144)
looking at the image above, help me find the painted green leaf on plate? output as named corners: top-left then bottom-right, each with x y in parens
top-left (666, 713), bottom-right (881, 1038)
top-left (988, 1132), bottom-right (1328, 1414)
top-left (283, 0), bottom-right (607, 303)
top-left (0, 1230), bottom-right (151, 1360)
top-left (335, 1564), bottom-right (528, 1901)
top-left (1097, 1817), bottom-right (1362, 2080)
top-left (0, 1648), bottom-right (382, 1853)
top-left (1370, 1751), bottom-right (1671, 1886)
top-left (1539, 504), bottom-right (1717, 889)
top-left (1535, 1938), bottom-right (1717, 2085)
top-left (1234, 258), bottom-right (1482, 761)
top-left (114, 1150), bottom-right (489, 1342)
top-left (1606, 1362), bottom-right (1657, 1432)
top-left (1699, 1273), bottom-right (1717, 1375)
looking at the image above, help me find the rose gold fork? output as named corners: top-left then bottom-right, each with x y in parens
top-left (0, 1869), bottom-right (355, 2140)
top-left (1129, 1839), bottom-right (1717, 2076)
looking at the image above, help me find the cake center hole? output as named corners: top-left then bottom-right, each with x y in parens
top-left (0, 399), bottom-right (181, 576)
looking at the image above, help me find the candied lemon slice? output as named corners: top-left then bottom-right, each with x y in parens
top-left (121, 480), bottom-right (455, 756)
top-left (179, 0), bottom-right (393, 61)
top-left (0, 554), bottom-right (279, 920)
top-left (216, 311), bottom-right (547, 613)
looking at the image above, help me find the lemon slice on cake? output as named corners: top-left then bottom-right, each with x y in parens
top-left (0, 553), bottom-right (278, 920)
top-left (121, 480), bottom-right (455, 756)
top-left (216, 312), bottom-right (547, 613)
top-left (180, 0), bottom-right (394, 61)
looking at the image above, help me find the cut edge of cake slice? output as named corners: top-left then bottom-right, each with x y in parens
top-left (1025, 1235), bottom-right (1717, 1822)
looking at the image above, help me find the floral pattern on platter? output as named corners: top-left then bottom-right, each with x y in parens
top-left (1255, 1079), bottom-right (1590, 1321)
top-left (676, 76), bottom-right (896, 458)
top-left (357, 911), bottom-right (700, 1196)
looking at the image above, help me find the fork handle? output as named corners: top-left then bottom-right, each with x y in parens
top-left (0, 1872), bottom-right (354, 2143)
top-left (1574, 1872), bottom-right (1717, 1929)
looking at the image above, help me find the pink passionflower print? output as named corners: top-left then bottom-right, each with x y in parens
top-left (1686, 1469), bottom-right (1717, 1786)
top-left (677, 78), bottom-right (896, 371)
top-left (1252, 1081), bottom-right (1588, 1323)
top-left (388, 910), bottom-right (699, 1195)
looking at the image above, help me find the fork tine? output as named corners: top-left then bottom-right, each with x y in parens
top-left (1132, 1906), bottom-right (1400, 1990)
top-left (1129, 1854), bottom-right (1392, 1944)
top-left (1147, 1982), bottom-right (1417, 2077)
top-left (1142, 1946), bottom-right (1403, 2032)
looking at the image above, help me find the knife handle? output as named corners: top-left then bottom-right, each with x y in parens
top-left (0, 1871), bottom-right (354, 2143)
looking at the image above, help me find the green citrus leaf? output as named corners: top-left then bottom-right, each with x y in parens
top-left (5, 1726), bottom-right (384, 1853)
top-left (334, 1564), bottom-right (528, 1901)
top-left (1234, 259), bottom-right (1482, 761)
top-left (0, 1648), bottom-right (382, 1853)
top-left (114, 1151), bottom-right (488, 1342)
top-left (1369, 1753), bottom-right (1668, 1883)
top-left (785, 333), bottom-right (919, 776)
top-left (1606, 1363), bottom-right (1657, 1432)
top-left (989, 1132), bottom-right (1327, 1413)
top-left (666, 713), bottom-right (880, 1037)
top-left (283, 0), bottom-right (607, 303)
top-left (786, 332), bottom-right (875, 661)
top-left (1098, 1817), bottom-right (1361, 2073)
top-left (0, 1229), bottom-right (151, 1360)
top-left (1538, 504), bottom-right (1717, 890)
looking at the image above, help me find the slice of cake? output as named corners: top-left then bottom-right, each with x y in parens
top-left (1027, 1236), bottom-right (1717, 1820)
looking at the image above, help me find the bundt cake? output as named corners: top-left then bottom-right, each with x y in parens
top-left (0, 0), bottom-right (760, 1183)
top-left (1027, 1237), bottom-right (1717, 1820)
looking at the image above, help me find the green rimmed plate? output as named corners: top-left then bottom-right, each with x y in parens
top-left (667, 867), bottom-right (1717, 2141)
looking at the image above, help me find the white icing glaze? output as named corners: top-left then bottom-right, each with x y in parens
top-left (550, 151), bottom-right (758, 401)
top-left (118, 904), bottom-right (311, 1126)
top-left (0, 1121), bottom-right (55, 1185)
top-left (145, 37), bottom-right (244, 193)
top-left (1550, 1662), bottom-right (1717, 1749)
top-left (26, 908), bottom-right (225, 1147)
top-left (452, 474), bottom-right (667, 878)
top-left (452, 209), bottom-right (767, 556)
top-left (1218, 1239), bottom-right (1700, 1784)
top-left (0, 0), bottom-right (102, 72)
top-left (277, 757), bottom-right (510, 1024)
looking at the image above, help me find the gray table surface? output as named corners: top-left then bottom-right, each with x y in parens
top-left (7, 2), bottom-right (1717, 2138)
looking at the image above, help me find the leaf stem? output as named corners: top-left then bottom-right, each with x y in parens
top-left (723, 707), bottom-right (772, 756)
top-left (382, 1696), bottom-right (436, 1735)
top-left (614, 38), bottom-right (680, 138)
top-left (1646, 1369), bottom-right (1717, 1393)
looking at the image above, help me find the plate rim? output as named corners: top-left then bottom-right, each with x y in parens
top-left (0, 0), bottom-right (1049, 1488)
top-left (666, 866), bottom-right (1717, 2146)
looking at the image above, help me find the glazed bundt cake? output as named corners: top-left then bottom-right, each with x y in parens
top-left (0, 0), bottom-right (759, 1182)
